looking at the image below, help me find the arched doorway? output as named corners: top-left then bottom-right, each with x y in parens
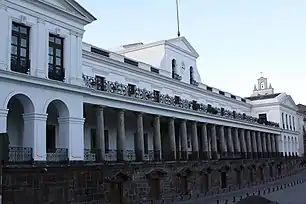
top-left (45, 99), bottom-right (69, 162)
top-left (6, 93), bottom-right (34, 162)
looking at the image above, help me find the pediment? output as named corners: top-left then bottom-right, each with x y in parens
top-left (166, 37), bottom-right (199, 58)
top-left (37, 0), bottom-right (96, 24)
top-left (280, 95), bottom-right (298, 110)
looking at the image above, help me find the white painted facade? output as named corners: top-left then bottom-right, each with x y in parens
top-left (0, 0), bottom-right (302, 162)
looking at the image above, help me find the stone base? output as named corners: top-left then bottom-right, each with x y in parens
top-left (247, 152), bottom-right (252, 159)
top-left (191, 151), bottom-right (199, 160)
top-left (211, 151), bottom-right (218, 160)
top-left (200, 151), bottom-right (209, 160)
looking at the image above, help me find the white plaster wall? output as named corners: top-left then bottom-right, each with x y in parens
top-left (0, 0), bottom-right (85, 85)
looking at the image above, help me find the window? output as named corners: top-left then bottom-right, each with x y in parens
top-left (293, 117), bottom-right (295, 131)
top-left (231, 95), bottom-right (236, 99)
top-left (174, 96), bottom-right (180, 104)
top-left (105, 130), bottom-right (109, 153)
top-left (282, 113), bottom-right (285, 129)
top-left (128, 84), bottom-right (136, 95)
top-left (144, 133), bottom-right (148, 154)
top-left (286, 114), bottom-right (288, 129)
top-left (95, 75), bottom-right (105, 91)
top-left (171, 59), bottom-right (176, 78)
top-left (206, 86), bottom-right (212, 91)
top-left (153, 90), bottom-right (160, 102)
top-left (219, 91), bottom-right (225, 95)
top-left (241, 98), bottom-right (246, 103)
top-left (289, 116), bottom-right (292, 130)
top-left (91, 47), bottom-right (109, 57)
top-left (260, 82), bottom-right (265, 89)
top-left (150, 67), bottom-right (159, 74)
top-left (48, 34), bottom-right (64, 81)
top-left (124, 58), bottom-right (138, 67)
top-left (189, 66), bottom-right (194, 84)
top-left (11, 22), bottom-right (30, 74)
top-left (259, 113), bottom-right (267, 124)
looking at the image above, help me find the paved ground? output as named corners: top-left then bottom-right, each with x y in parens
top-left (178, 169), bottom-right (306, 204)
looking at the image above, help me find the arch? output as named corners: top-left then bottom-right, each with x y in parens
top-left (44, 98), bottom-right (69, 117)
top-left (5, 92), bottom-right (35, 113)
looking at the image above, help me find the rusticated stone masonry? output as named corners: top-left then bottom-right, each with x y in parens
top-left (2, 158), bottom-right (305, 204)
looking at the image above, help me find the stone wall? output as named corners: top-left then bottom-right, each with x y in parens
top-left (2, 158), bottom-right (304, 204)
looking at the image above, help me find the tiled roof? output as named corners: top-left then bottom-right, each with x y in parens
top-left (245, 93), bottom-right (281, 101)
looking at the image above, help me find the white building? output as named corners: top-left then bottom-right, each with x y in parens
top-left (0, 0), bottom-right (302, 163)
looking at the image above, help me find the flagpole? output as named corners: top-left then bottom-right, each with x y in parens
top-left (176, 0), bottom-right (181, 37)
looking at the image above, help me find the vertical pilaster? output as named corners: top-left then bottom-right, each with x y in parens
top-left (256, 131), bottom-right (262, 158)
top-left (0, 4), bottom-right (9, 70)
top-left (239, 129), bottom-right (247, 158)
top-left (210, 124), bottom-right (218, 160)
top-left (168, 118), bottom-right (176, 160)
top-left (219, 126), bottom-right (227, 158)
top-left (35, 18), bottom-right (47, 77)
top-left (23, 113), bottom-right (47, 161)
top-left (275, 134), bottom-right (280, 157)
top-left (117, 109), bottom-right (125, 161)
top-left (153, 115), bottom-right (161, 161)
top-left (246, 130), bottom-right (252, 159)
top-left (96, 106), bottom-right (105, 161)
top-left (233, 128), bottom-right (241, 157)
top-left (0, 109), bottom-right (8, 133)
top-left (271, 134), bottom-right (276, 157)
top-left (191, 121), bottom-right (199, 160)
top-left (135, 112), bottom-right (144, 161)
top-left (180, 119), bottom-right (187, 160)
top-left (201, 123), bottom-right (209, 160)
top-left (251, 131), bottom-right (257, 159)
top-left (227, 127), bottom-right (234, 157)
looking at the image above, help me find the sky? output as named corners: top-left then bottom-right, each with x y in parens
top-left (76, 0), bottom-right (306, 104)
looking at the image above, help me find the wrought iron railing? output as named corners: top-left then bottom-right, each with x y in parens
top-left (82, 74), bottom-right (280, 129)
top-left (84, 149), bottom-right (96, 161)
top-left (8, 147), bottom-right (32, 162)
top-left (46, 148), bottom-right (68, 161)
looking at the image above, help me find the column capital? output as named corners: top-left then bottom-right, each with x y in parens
top-left (135, 111), bottom-right (144, 116)
top-left (23, 113), bottom-right (48, 121)
top-left (95, 105), bottom-right (105, 110)
top-left (0, 108), bottom-right (8, 116)
top-left (58, 117), bottom-right (85, 124)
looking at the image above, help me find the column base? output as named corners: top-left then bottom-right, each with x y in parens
top-left (200, 151), bottom-right (209, 160)
top-left (211, 151), bottom-right (218, 160)
top-left (247, 152), bottom-right (252, 159)
top-left (191, 151), bottom-right (199, 161)
top-left (258, 152), bottom-right (263, 159)
top-left (241, 152), bottom-right (247, 159)
top-left (154, 151), bottom-right (161, 161)
top-left (181, 151), bottom-right (188, 161)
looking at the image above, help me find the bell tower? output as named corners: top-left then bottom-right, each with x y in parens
top-left (251, 75), bottom-right (274, 97)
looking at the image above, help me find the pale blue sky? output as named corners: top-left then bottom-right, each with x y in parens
top-left (76, 0), bottom-right (306, 104)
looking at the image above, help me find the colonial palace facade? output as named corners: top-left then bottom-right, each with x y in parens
top-left (0, 0), bottom-right (303, 165)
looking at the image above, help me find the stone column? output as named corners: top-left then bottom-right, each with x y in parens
top-left (168, 118), bottom-right (176, 160)
top-left (96, 106), bottom-right (105, 161)
top-left (153, 115), bottom-right (161, 161)
top-left (23, 113), bottom-right (48, 161)
top-left (135, 112), bottom-right (144, 161)
top-left (251, 131), bottom-right (257, 159)
top-left (246, 130), bottom-right (252, 159)
top-left (58, 117), bottom-right (85, 161)
top-left (117, 109), bottom-right (126, 161)
top-left (0, 109), bottom-right (8, 133)
top-left (262, 133), bottom-right (267, 158)
top-left (233, 128), bottom-right (241, 157)
top-left (201, 123), bottom-right (209, 160)
top-left (227, 127), bottom-right (234, 157)
top-left (239, 129), bottom-right (247, 158)
top-left (219, 126), bottom-right (227, 158)
top-left (256, 131), bottom-right (263, 159)
top-left (271, 134), bottom-right (276, 157)
top-left (191, 121), bottom-right (199, 160)
top-left (211, 124), bottom-right (218, 160)
top-left (180, 119), bottom-right (187, 160)
top-left (266, 133), bottom-right (272, 158)
top-left (275, 134), bottom-right (280, 157)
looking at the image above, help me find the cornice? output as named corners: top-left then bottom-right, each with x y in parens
top-left (82, 51), bottom-right (252, 109)
top-left (0, 70), bottom-right (278, 133)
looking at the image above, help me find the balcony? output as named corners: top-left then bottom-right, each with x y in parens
top-left (8, 147), bottom-right (32, 163)
top-left (46, 148), bottom-right (68, 162)
top-left (82, 74), bottom-right (280, 129)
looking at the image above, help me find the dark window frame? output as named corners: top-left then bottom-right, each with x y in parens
top-left (189, 66), bottom-right (194, 84)
top-left (48, 33), bottom-right (64, 81)
top-left (11, 22), bottom-right (30, 74)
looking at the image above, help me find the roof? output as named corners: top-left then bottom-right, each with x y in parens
top-left (297, 104), bottom-right (306, 114)
top-left (245, 93), bottom-right (281, 101)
